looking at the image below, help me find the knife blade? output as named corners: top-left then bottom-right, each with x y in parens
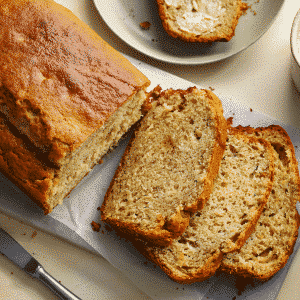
top-left (0, 227), bottom-right (82, 300)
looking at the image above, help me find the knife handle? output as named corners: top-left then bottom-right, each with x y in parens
top-left (33, 265), bottom-right (82, 300)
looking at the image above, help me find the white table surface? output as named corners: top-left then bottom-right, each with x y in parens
top-left (1, 0), bottom-right (300, 299)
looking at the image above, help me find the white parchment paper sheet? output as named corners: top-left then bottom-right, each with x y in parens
top-left (0, 56), bottom-right (299, 300)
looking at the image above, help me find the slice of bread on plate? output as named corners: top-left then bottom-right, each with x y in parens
top-left (156, 0), bottom-right (248, 42)
top-left (142, 127), bottom-right (275, 283)
top-left (101, 87), bottom-right (227, 246)
top-left (220, 125), bottom-right (300, 281)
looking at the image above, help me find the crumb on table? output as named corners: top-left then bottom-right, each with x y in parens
top-left (91, 221), bottom-right (101, 232)
top-left (140, 21), bottom-right (151, 30)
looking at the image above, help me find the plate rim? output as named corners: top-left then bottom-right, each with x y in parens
top-left (92, 0), bottom-right (286, 65)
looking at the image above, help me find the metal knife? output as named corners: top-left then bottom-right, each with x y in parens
top-left (0, 227), bottom-right (81, 300)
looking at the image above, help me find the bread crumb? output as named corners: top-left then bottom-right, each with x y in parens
top-left (208, 86), bottom-right (215, 91)
top-left (250, 108), bottom-right (253, 112)
top-left (11, 272), bottom-right (13, 274)
top-left (91, 221), bottom-right (101, 232)
top-left (227, 117), bottom-right (234, 126)
top-left (97, 206), bottom-right (101, 211)
top-left (98, 159), bottom-right (103, 164)
top-left (140, 21), bottom-right (151, 30)
top-left (31, 230), bottom-right (37, 239)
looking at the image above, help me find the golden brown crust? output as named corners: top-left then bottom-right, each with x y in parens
top-left (156, 0), bottom-right (248, 43)
top-left (220, 125), bottom-right (300, 281)
top-left (0, 113), bottom-right (55, 214)
top-left (143, 247), bottom-right (223, 284)
top-left (101, 87), bottom-right (227, 246)
top-left (0, 0), bottom-right (150, 166)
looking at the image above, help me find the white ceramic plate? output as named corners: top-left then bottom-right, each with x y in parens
top-left (93, 0), bottom-right (285, 65)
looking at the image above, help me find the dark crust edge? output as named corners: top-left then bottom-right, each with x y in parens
top-left (101, 87), bottom-right (227, 247)
top-left (155, 0), bottom-right (248, 43)
top-left (220, 125), bottom-right (300, 281)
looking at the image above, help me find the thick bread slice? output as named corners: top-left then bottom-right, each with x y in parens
top-left (143, 128), bottom-right (275, 283)
top-left (101, 87), bottom-right (227, 247)
top-left (156, 0), bottom-right (248, 43)
top-left (221, 125), bottom-right (300, 281)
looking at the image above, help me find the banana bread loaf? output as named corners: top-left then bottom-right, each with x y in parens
top-left (101, 87), bottom-right (227, 246)
top-left (0, 0), bottom-right (150, 214)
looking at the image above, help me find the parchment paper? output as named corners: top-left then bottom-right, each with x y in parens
top-left (1, 56), bottom-right (300, 300)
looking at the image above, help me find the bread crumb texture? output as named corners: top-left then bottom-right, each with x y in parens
top-left (145, 129), bottom-right (275, 283)
top-left (101, 87), bottom-right (227, 246)
top-left (221, 126), bottom-right (300, 281)
top-left (156, 0), bottom-right (248, 42)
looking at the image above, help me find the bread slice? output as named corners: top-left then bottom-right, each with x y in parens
top-left (101, 87), bottom-right (227, 246)
top-left (220, 125), bottom-right (300, 281)
top-left (142, 128), bottom-right (275, 283)
top-left (156, 0), bottom-right (248, 42)
top-left (0, 0), bottom-right (150, 214)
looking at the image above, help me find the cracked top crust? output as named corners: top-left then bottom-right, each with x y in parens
top-left (0, 0), bottom-right (150, 166)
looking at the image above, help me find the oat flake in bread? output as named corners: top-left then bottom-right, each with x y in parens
top-left (221, 125), bottom-right (300, 281)
top-left (156, 0), bottom-right (248, 42)
top-left (101, 87), bottom-right (227, 247)
top-left (142, 128), bottom-right (275, 283)
top-left (0, 0), bottom-right (150, 214)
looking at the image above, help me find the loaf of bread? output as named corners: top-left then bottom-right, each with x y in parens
top-left (142, 128), bottom-right (275, 283)
top-left (101, 87), bottom-right (227, 246)
top-left (156, 0), bottom-right (248, 42)
top-left (221, 125), bottom-right (300, 280)
top-left (0, 0), bottom-right (150, 214)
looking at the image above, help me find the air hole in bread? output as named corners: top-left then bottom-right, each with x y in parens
top-left (230, 232), bottom-right (240, 243)
top-left (258, 247), bottom-right (273, 257)
top-left (229, 145), bottom-right (238, 155)
top-left (240, 220), bottom-right (248, 225)
top-left (178, 237), bottom-right (186, 244)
